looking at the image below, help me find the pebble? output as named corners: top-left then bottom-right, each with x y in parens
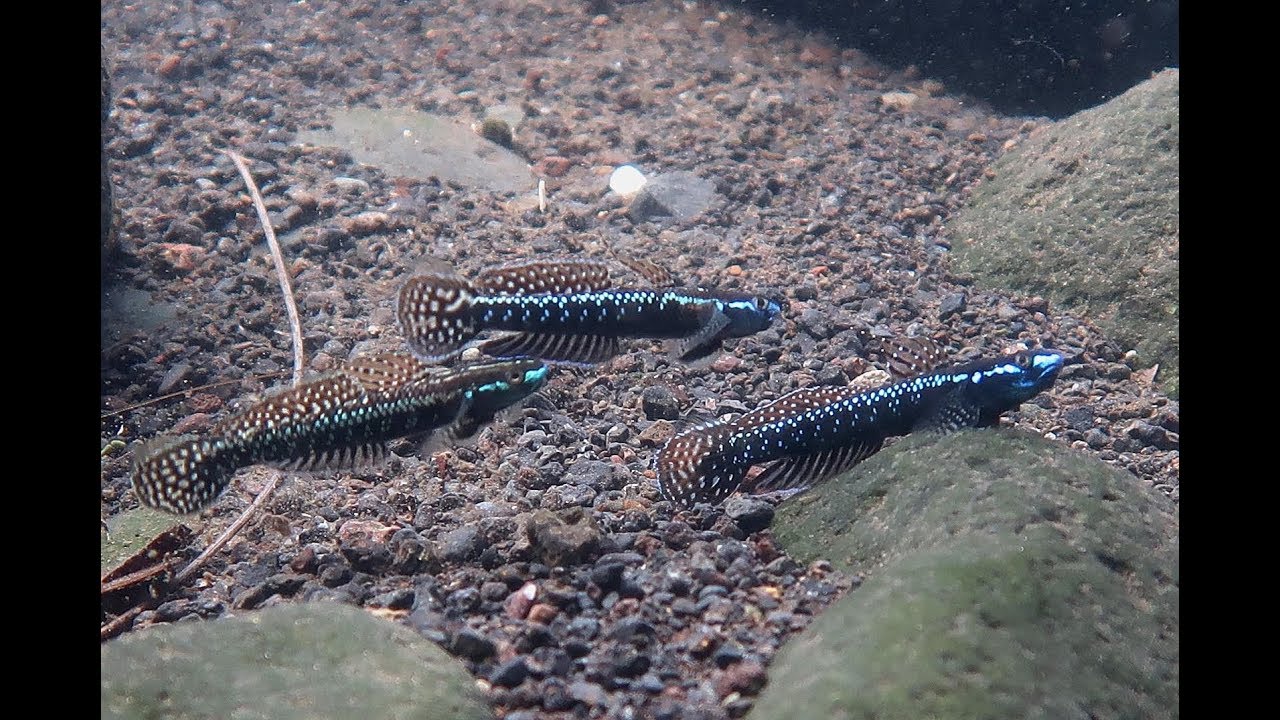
top-left (710, 355), bottom-right (742, 373)
top-left (724, 498), bottom-right (775, 534)
top-left (490, 657), bottom-right (529, 688)
top-left (569, 681), bottom-right (609, 706)
top-left (451, 627), bottom-right (496, 661)
top-left (628, 171), bottom-right (719, 222)
top-left (342, 211), bottom-right (391, 236)
top-left (439, 525), bottom-right (483, 562)
top-left (641, 386), bottom-right (681, 420)
top-left (505, 582), bottom-right (538, 620)
top-left (527, 510), bottom-right (604, 567)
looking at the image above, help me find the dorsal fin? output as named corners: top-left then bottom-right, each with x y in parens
top-left (613, 255), bottom-right (675, 287)
top-left (874, 336), bottom-right (949, 378)
top-left (474, 259), bottom-right (614, 295)
top-left (726, 386), bottom-right (857, 433)
top-left (342, 352), bottom-right (444, 395)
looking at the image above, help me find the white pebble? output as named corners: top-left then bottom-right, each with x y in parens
top-left (609, 164), bottom-right (647, 196)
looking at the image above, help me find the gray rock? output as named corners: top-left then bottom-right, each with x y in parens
top-left (542, 483), bottom-right (598, 510)
top-left (938, 292), bottom-right (966, 319)
top-left (949, 69), bottom-right (1179, 396)
top-left (101, 603), bottom-right (489, 720)
top-left (628, 170), bottom-right (719, 222)
top-left (723, 497), bottom-right (775, 534)
top-left (564, 458), bottom-right (629, 491)
top-left (756, 430), bottom-right (1178, 719)
top-left (489, 657), bottom-right (529, 687)
top-left (641, 386), bottom-right (681, 421)
top-left (439, 525), bottom-right (483, 563)
top-left (526, 509), bottom-right (604, 567)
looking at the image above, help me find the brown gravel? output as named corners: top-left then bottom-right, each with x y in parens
top-left (102, 1), bottom-right (1178, 718)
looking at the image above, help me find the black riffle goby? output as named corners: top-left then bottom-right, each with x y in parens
top-left (395, 258), bottom-right (782, 364)
top-left (131, 353), bottom-right (549, 514)
top-left (657, 348), bottom-right (1065, 507)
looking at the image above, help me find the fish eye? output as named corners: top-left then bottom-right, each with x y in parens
top-left (510, 371), bottom-right (524, 384)
top-left (1016, 353), bottom-right (1031, 369)
top-left (754, 297), bottom-right (771, 311)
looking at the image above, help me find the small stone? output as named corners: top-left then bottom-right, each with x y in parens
top-left (710, 355), bottom-right (742, 373)
top-left (490, 657), bottom-right (529, 688)
top-left (569, 681), bottom-right (609, 706)
top-left (628, 171), bottom-right (718, 222)
top-left (636, 420), bottom-right (675, 447)
top-left (526, 510), bottom-right (603, 567)
top-left (939, 292), bottom-right (966, 319)
top-left (342, 211), bottom-right (391, 236)
top-left (156, 54), bottom-right (183, 78)
top-left (450, 627), bottom-right (496, 661)
top-left (339, 540), bottom-right (391, 574)
top-left (715, 660), bottom-right (768, 698)
top-left (337, 520), bottom-right (399, 543)
top-left (528, 603), bottom-right (558, 624)
top-left (713, 643), bottom-right (745, 667)
top-left (542, 484), bottom-right (597, 510)
top-left (505, 582), bottom-right (538, 619)
top-left (609, 164), bottom-right (647, 195)
top-left (439, 525), bottom-right (483, 562)
top-left (537, 156), bottom-right (572, 177)
top-left (724, 497), bottom-right (775, 534)
top-left (158, 363), bottom-right (193, 394)
top-left (641, 386), bottom-right (681, 420)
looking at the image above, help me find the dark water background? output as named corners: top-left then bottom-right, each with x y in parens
top-left (739, 0), bottom-right (1179, 117)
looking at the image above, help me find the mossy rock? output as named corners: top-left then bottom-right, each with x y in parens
top-left (755, 431), bottom-right (1178, 720)
top-left (949, 69), bottom-right (1179, 396)
top-left (101, 602), bottom-right (490, 720)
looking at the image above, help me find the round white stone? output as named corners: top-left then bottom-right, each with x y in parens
top-left (609, 164), bottom-right (647, 195)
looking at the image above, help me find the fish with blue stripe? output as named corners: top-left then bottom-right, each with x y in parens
top-left (657, 346), bottom-right (1066, 507)
top-left (131, 353), bottom-right (548, 514)
top-left (395, 258), bottom-right (781, 364)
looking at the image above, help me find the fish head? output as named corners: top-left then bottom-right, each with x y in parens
top-left (465, 358), bottom-right (550, 416)
top-left (962, 348), bottom-right (1065, 410)
top-left (718, 294), bottom-right (782, 336)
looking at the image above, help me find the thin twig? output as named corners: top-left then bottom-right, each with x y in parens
top-left (173, 472), bottom-right (282, 587)
top-left (163, 152), bottom-right (303, 596)
top-left (224, 150), bottom-right (305, 386)
top-left (100, 559), bottom-right (179, 594)
top-left (101, 604), bottom-right (148, 641)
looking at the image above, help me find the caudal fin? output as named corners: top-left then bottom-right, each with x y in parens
top-left (396, 273), bottom-right (478, 362)
top-left (131, 435), bottom-right (236, 514)
top-left (656, 422), bottom-right (743, 507)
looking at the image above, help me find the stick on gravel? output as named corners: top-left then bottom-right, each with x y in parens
top-left (169, 152), bottom-right (303, 592)
top-left (225, 149), bottom-right (306, 386)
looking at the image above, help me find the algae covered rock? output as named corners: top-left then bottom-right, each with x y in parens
top-left (101, 602), bottom-right (490, 720)
top-left (755, 430), bottom-right (1178, 720)
top-left (949, 69), bottom-right (1179, 396)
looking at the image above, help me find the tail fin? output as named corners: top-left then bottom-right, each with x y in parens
top-left (131, 435), bottom-right (235, 514)
top-left (396, 273), bottom-right (478, 362)
top-left (656, 422), bottom-right (743, 507)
